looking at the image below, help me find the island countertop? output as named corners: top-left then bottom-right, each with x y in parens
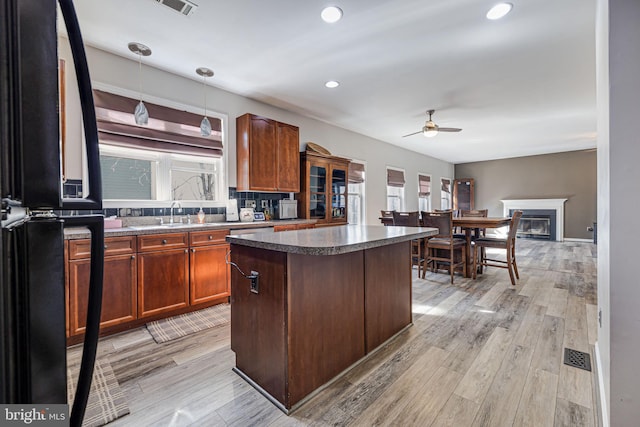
top-left (226, 224), bottom-right (438, 255)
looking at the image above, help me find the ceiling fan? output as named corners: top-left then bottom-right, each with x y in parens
top-left (402, 109), bottom-right (462, 138)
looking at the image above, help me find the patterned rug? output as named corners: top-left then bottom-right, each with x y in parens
top-left (67, 356), bottom-right (130, 427)
top-left (146, 303), bottom-right (231, 344)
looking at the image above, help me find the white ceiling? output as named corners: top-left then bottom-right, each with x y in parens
top-left (68, 0), bottom-right (597, 164)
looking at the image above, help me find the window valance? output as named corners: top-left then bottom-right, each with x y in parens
top-left (93, 90), bottom-right (223, 157)
top-left (387, 168), bottom-right (405, 187)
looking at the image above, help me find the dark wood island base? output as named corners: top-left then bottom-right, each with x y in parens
top-left (228, 225), bottom-right (437, 412)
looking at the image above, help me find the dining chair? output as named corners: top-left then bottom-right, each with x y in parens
top-left (420, 210), bottom-right (466, 283)
top-left (392, 211), bottom-right (419, 226)
top-left (380, 210), bottom-right (394, 226)
top-left (459, 208), bottom-right (489, 270)
top-left (472, 210), bottom-right (523, 286)
top-left (391, 211), bottom-right (423, 275)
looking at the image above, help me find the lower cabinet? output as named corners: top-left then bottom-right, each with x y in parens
top-left (67, 236), bottom-right (137, 336)
top-left (66, 229), bottom-right (232, 339)
top-left (137, 233), bottom-right (190, 318)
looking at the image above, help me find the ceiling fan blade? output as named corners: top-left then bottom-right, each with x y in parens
top-left (438, 127), bottom-right (462, 132)
top-left (402, 130), bottom-right (423, 137)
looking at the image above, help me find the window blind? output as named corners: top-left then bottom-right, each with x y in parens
top-left (418, 174), bottom-right (431, 197)
top-left (387, 168), bottom-right (405, 187)
top-left (348, 162), bottom-right (365, 183)
top-left (93, 90), bottom-right (223, 157)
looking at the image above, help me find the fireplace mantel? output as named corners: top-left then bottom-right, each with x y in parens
top-left (501, 198), bottom-right (567, 241)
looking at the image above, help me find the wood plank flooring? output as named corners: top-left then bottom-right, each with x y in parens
top-left (69, 239), bottom-right (598, 426)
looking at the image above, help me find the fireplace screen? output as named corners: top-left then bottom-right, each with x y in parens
top-left (517, 216), bottom-right (551, 239)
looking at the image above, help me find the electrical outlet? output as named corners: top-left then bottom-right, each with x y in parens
top-left (249, 271), bottom-right (259, 294)
top-left (598, 309), bottom-right (602, 328)
top-left (261, 200), bottom-right (268, 208)
top-left (245, 199), bottom-right (256, 209)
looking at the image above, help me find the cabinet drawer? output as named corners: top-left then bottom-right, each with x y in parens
top-left (137, 233), bottom-right (188, 252)
top-left (189, 229), bottom-right (229, 246)
top-left (69, 236), bottom-right (136, 260)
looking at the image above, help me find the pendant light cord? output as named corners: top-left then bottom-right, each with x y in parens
top-left (138, 53), bottom-right (143, 102)
top-left (202, 74), bottom-right (207, 117)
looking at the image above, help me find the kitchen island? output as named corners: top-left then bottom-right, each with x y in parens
top-left (227, 225), bottom-right (438, 412)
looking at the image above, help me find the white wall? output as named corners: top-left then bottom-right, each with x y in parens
top-left (59, 39), bottom-right (453, 225)
top-left (598, 0), bottom-right (640, 424)
top-left (595, 0), bottom-right (610, 422)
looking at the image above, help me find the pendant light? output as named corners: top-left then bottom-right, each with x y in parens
top-left (196, 67), bottom-right (214, 136)
top-left (128, 42), bottom-right (152, 125)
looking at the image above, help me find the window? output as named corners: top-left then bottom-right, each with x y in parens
top-left (100, 145), bottom-right (223, 205)
top-left (418, 173), bottom-right (431, 212)
top-left (387, 167), bottom-right (405, 211)
top-left (348, 161), bottom-right (365, 224)
top-left (441, 177), bottom-right (452, 209)
top-left (93, 89), bottom-right (226, 207)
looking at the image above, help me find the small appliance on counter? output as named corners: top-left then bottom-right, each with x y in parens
top-left (278, 199), bottom-right (298, 219)
top-left (226, 199), bottom-right (239, 221)
top-left (253, 212), bottom-right (266, 221)
top-left (240, 207), bottom-right (255, 222)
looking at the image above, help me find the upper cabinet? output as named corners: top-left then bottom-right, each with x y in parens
top-left (236, 114), bottom-right (300, 192)
top-left (298, 151), bottom-right (350, 226)
top-left (453, 178), bottom-right (475, 211)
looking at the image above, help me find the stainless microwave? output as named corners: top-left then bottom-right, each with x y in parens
top-left (278, 200), bottom-right (298, 219)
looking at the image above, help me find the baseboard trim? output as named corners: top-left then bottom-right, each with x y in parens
top-left (595, 341), bottom-right (608, 427)
top-left (564, 237), bottom-right (594, 243)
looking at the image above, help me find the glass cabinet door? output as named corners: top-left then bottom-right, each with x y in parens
top-left (309, 164), bottom-right (327, 219)
top-left (331, 167), bottom-right (347, 221)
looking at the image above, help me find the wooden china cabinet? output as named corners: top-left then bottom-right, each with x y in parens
top-left (453, 178), bottom-right (475, 211)
top-left (297, 151), bottom-right (350, 226)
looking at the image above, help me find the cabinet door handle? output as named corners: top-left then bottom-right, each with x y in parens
top-left (191, 248), bottom-right (196, 253)
top-left (131, 255), bottom-right (135, 260)
top-left (162, 239), bottom-right (168, 244)
top-left (104, 245), bottom-right (108, 249)
top-left (208, 235), bottom-right (213, 240)
top-left (184, 249), bottom-right (188, 253)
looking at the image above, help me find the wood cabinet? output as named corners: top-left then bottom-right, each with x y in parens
top-left (236, 113), bottom-right (300, 192)
top-left (297, 151), bottom-right (350, 226)
top-left (66, 227), bottom-right (232, 340)
top-left (67, 236), bottom-right (137, 336)
top-left (137, 233), bottom-right (189, 318)
top-left (453, 178), bottom-right (475, 211)
top-left (189, 229), bottom-right (230, 305)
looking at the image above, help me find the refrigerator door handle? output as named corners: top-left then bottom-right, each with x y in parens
top-left (62, 215), bottom-right (104, 427)
top-left (58, 0), bottom-right (102, 211)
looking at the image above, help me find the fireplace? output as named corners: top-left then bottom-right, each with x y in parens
top-left (509, 209), bottom-right (556, 241)
top-left (501, 198), bottom-right (567, 242)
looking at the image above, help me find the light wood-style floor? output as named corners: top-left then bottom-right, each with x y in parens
top-left (75, 239), bottom-right (598, 426)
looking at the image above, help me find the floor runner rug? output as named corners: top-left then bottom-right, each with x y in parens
top-left (146, 303), bottom-right (230, 344)
top-left (67, 355), bottom-right (130, 427)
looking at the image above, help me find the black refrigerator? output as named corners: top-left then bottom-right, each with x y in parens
top-left (1, 0), bottom-right (105, 425)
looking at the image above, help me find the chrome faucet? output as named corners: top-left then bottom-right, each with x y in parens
top-left (169, 201), bottom-right (182, 224)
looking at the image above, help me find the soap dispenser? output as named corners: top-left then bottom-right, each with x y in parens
top-left (197, 207), bottom-right (206, 224)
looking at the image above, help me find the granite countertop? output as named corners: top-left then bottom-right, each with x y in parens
top-left (64, 219), bottom-right (316, 240)
top-left (227, 225), bottom-right (438, 255)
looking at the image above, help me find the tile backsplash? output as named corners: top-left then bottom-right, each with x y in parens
top-left (61, 182), bottom-right (295, 218)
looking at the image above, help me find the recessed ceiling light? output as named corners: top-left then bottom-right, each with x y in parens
top-left (325, 80), bottom-right (340, 88)
top-left (321, 6), bottom-right (343, 23)
top-left (486, 2), bottom-right (513, 20)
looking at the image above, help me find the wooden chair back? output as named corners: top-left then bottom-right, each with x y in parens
top-left (507, 210), bottom-right (523, 241)
top-left (420, 211), bottom-right (453, 237)
top-left (392, 211), bottom-right (419, 226)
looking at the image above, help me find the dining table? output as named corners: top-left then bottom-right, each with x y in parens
top-left (453, 216), bottom-right (511, 277)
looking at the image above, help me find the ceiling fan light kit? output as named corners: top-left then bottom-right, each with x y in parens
top-left (403, 109), bottom-right (462, 138)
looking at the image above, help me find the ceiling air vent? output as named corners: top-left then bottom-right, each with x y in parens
top-left (154, 0), bottom-right (198, 16)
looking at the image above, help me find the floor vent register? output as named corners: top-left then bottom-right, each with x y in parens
top-left (563, 348), bottom-right (592, 371)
